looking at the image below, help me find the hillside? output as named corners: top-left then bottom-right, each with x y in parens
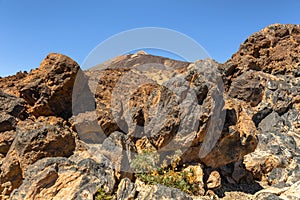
top-left (0, 24), bottom-right (300, 199)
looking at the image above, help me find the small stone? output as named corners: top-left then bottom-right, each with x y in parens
top-left (207, 171), bottom-right (221, 189)
top-left (267, 80), bottom-right (278, 91)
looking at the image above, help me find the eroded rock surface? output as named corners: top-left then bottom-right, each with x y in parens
top-left (0, 53), bottom-right (79, 198)
top-left (220, 24), bottom-right (300, 199)
top-left (77, 54), bottom-right (258, 170)
top-left (0, 24), bottom-right (299, 199)
top-left (0, 118), bottom-right (76, 198)
top-left (0, 53), bottom-right (80, 119)
top-left (0, 91), bottom-right (27, 157)
top-left (11, 156), bottom-right (115, 200)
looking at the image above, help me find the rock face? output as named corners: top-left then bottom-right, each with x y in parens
top-left (0, 53), bottom-right (79, 199)
top-left (11, 156), bottom-right (115, 200)
top-left (0, 117), bottom-right (76, 197)
top-left (0, 24), bottom-right (299, 199)
top-left (1, 53), bottom-right (80, 119)
top-left (77, 54), bottom-right (258, 170)
top-left (224, 23), bottom-right (300, 79)
top-left (0, 92), bottom-right (27, 157)
top-left (116, 178), bottom-right (194, 200)
top-left (220, 24), bottom-right (300, 199)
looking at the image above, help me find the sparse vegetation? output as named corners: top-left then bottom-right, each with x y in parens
top-left (131, 150), bottom-right (201, 195)
top-left (94, 188), bottom-right (113, 200)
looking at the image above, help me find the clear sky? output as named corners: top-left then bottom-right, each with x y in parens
top-left (0, 0), bottom-right (300, 77)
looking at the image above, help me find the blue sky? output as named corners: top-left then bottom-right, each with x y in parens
top-left (0, 0), bottom-right (300, 77)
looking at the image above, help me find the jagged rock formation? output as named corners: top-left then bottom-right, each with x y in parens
top-left (219, 23), bottom-right (300, 199)
top-left (78, 54), bottom-right (257, 170)
top-left (0, 24), bottom-right (299, 199)
top-left (0, 53), bottom-right (79, 119)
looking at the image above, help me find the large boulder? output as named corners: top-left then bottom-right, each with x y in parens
top-left (0, 53), bottom-right (80, 119)
top-left (223, 24), bottom-right (300, 79)
top-left (11, 156), bottom-right (115, 200)
top-left (0, 117), bottom-right (76, 198)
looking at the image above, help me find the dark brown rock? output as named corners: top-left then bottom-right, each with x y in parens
top-left (217, 24), bottom-right (300, 199)
top-left (0, 71), bottom-right (28, 97)
top-left (0, 131), bottom-right (16, 156)
top-left (21, 53), bottom-right (80, 119)
top-left (0, 91), bottom-right (27, 120)
top-left (223, 24), bottom-right (300, 83)
top-left (1, 53), bottom-right (80, 119)
top-left (0, 91), bottom-right (27, 157)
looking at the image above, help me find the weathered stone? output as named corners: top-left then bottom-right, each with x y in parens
top-left (11, 156), bottom-right (115, 200)
top-left (244, 111), bottom-right (300, 186)
top-left (255, 192), bottom-right (283, 200)
top-left (223, 24), bottom-right (300, 78)
top-left (92, 131), bottom-right (136, 180)
top-left (0, 114), bottom-right (16, 133)
top-left (116, 178), bottom-right (137, 200)
top-left (0, 131), bottom-right (16, 156)
top-left (0, 24), bottom-right (299, 199)
top-left (206, 171), bottom-right (221, 189)
top-left (280, 181), bottom-right (300, 200)
top-left (12, 118), bottom-right (76, 170)
top-left (0, 117), bottom-right (76, 197)
top-left (254, 181), bottom-right (300, 200)
top-left (0, 71), bottom-right (28, 97)
top-left (0, 91), bottom-right (27, 157)
top-left (200, 99), bottom-right (258, 168)
top-left (1, 53), bottom-right (80, 119)
top-left (228, 71), bottom-right (264, 107)
top-left (71, 111), bottom-right (106, 144)
top-left (79, 54), bottom-right (257, 169)
top-left (183, 165), bottom-right (205, 196)
top-left (0, 91), bottom-right (27, 133)
top-left (0, 91), bottom-right (27, 120)
top-left (136, 136), bottom-right (156, 153)
top-left (135, 179), bottom-right (193, 200)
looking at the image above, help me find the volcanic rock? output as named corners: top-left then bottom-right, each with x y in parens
top-left (0, 91), bottom-right (27, 158)
top-left (76, 54), bottom-right (258, 169)
top-left (221, 24), bottom-right (300, 199)
top-left (0, 53), bottom-right (80, 119)
top-left (11, 156), bottom-right (115, 200)
top-left (0, 23), bottom-right (299, 199)
top-left (0, 117), bottom-right (76, 198)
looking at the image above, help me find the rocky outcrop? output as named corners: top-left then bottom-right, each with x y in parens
top-left (0, 72), bottom-right (28, 97)
top-left (218, 24), bottom-right (300, 199)
top-left (0, 24), bottom-right (299, 199)
top-left (75, 54), bottom-right (258, 170)
top-left (116, 178), bottom-right (195, 200)
top-left (0, 53), bottom-right (79, 198)
top-left (0, 118), bottom-right (76, 198)
top-left (0, 53), bottom-right (80, 119)
top-left (0, 91), bottom-right (27, 157)
top-left (223, 24), bottom-right (300, 80)
top-left (11, 155), bottom-right (115, 200)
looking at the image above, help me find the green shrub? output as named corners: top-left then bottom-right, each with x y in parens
top-left (131, 150), bottom-right (200, 195)
top-left (137, 167), bottom-right (199, 195)
top-left (130, 150), bottom-right (159, 173)
top-left (94, 188), bottom-right (113, 200)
